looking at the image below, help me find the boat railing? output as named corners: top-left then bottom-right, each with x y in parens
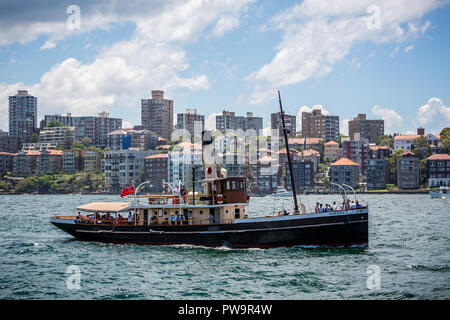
top-left (75, 217), bottom-right (235, 226)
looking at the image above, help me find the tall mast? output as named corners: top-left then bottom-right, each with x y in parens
top-left (278, 90), bottom-right (299, 213)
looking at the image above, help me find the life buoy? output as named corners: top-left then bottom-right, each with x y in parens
top-left (216, 194), bottom-right (224, 204)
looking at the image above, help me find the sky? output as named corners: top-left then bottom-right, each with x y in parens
top-left (0, 0), bottom-right (449, 136)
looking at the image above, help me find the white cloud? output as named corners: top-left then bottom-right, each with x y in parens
top-left (40, 40), bottom-right (56, 50)
top-left (417, 97), bottom-right (450, 132)
top-left (341, 118), bottom-right (351, 136)
top-left (205, 112), bottom-right (221, 131)
top-left (404, 44), bottom-right (414, 52)
top-left (246, 0), bottom-right (440, 105)
top-left (0, 0), bottom-right (253, 131)
top-left (372, 105), bottom-right (404, 134)
top-left (389, 46), bottom-right (400, 58)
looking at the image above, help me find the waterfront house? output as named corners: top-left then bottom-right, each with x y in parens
top-left (427, 153), bottom-right (450, 187)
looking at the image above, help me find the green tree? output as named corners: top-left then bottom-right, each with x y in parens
top-left (386, 148), bottom-right (405, 184)
top-left (377, 135), bottom-right (394, 148)
top-left (440, 127), bottom-right (450, 154)
top-left (46, 120), bottom-right (65, 127)
top-left (81, 137), bottom-right (92, 147)
top-left (29, 133), bottom-right (39, 143)
top-left (63, 130), bottom-right (74, 150)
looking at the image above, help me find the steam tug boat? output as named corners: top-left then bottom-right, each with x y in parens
top-left (50, 92), bottom-right (368, 248)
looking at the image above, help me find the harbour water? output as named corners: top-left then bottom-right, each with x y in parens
top-left (0, 194), bottom-right (448, 299)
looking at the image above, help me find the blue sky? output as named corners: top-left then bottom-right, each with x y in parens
top-left (0, 0), bottom-right (449, 135)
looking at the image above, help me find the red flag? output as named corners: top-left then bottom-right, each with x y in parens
top-left (120, 185), bottom-right (135, 198)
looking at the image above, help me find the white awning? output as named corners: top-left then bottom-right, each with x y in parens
top-left (76, 202), bottom-right (131, 213)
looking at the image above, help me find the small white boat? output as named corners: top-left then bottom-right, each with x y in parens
top-left (272, 186), bottom-right (293, 197)
top-left (429, 186), bottom-right (449, 199)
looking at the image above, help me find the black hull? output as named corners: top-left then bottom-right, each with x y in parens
top-left (51, 209), bottom-right (368, 248)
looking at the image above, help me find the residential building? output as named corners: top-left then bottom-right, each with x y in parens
top-left (144, 153), bottom-right (169, 193)
top-left (13, 150), bottom-right (39, 176)
top-left (348, 114), bottom-right (384, 143)
top-left (44, 112), bottom-right (122, 147)
top-left (252, 156), bottom-right (280, 194)
top-left (104, 149), bottom-right (152, 193)
top-left (106, 128), bottom-right (160, 151)
top-left (141, 90), bottom-right (173, 141)
top-left (63, 150), bottom-right (85, 173)
top-left (367, 159), bottom-right (390, 190)
top-left (271, 112), bottom-right (296, 138)
top-left (176, 109), bottom-right (205, 138)
top-left (0, 130), bottom-right (9, 136)
top-left (369, 146), bottom-right (393, 159)
top-left (396, 152), bottom-right (419, 189)
top-left (394, 135), bottom-right (420, 151)
top-left (427, 154), bottom-right (450, 187)
top-left (0, 135), bottom-right (19, 153)
top-left (22, 142), bottom-right (58, 151)
top-left (216, 111), bottom-right (263, 132)
top-left (288, 137), bottom-right (322, 152)
top-left (168, 142), bottom-right (204, 190)
top-left (13, 150), bottom-right (62, 176)
top-left (298, 149), bottom-right (320, 173)
top-left (39, 126), bottom-right (75, 146)
top-left (324, 140), bottom-right (341, 162)
top-left (36, 150), bottom-right (63, 175)
top-left (0, 152), bottom-right (14, 175)
top-left (329, 158), bottom-right (361, 189)
top-left (8, 90), bottom-right (37, 142)
top-left (341, 136), bottom-right (369, 176)
top-left (301, 109), bottom-right (339, 142)
top-left (284, 159), bottom-right (315, 191)
top-left (84, 151), bottom-right (102, 172)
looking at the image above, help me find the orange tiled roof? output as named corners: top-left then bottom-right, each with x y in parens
top-left (330, 157), bottom-right (360, 166)
top-left (288, 137), bottom-right (322, 145)
top-left (300, 149), bottom-right (320, 157)
top-left (427, 153), bottom-right (450, 160)
top-left (369, 146), bottom-right (391, 150)
top-left (325, 140), bottom-right (339, 145)
top-left (394, 135), bottom-right (420, 140)
top-left (145, 153), bottom-right (168, 159)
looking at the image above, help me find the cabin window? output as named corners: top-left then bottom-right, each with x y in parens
top-left (234, 208), bottom-right (240, 219)
top-left (226, 181), bottom-right (230, 190)
top-left (199, 210), bottom-right (203, 215)
top-left (225, 210), bottom-right (228, 214)
top-left (164, 211), bottom-right (167, 216)
top-left (232, 180), bottom-right (236, 190)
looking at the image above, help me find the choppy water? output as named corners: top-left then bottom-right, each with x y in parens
top-left (0, 193), bottom-right (448, 299)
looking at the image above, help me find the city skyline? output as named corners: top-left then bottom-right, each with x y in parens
top-left (1, 0), bottom-right (449, 135)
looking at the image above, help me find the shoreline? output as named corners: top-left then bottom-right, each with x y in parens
top-left (1, 191), bottom-right (431, 196)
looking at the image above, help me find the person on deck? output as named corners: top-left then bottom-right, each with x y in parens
top-left (315, 203), bottom-right (320, 213)
top-left (170, 213), bottom-right (175, 225)
top-left (332, 202), bottom-right (338, 211)
top-left (355, 200), bottom-right (362, 208)
top-left (128, 212), bottom-right (133, 225)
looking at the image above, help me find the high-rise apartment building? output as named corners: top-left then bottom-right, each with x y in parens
top-left (216, 111), bottom-right (263, 132)
top-left (271, 112), bottom-right (296, 138)
top-left (176, 109), bottom-right (205, 138)
top-left (348, 114), bottom-right (384, 143)
top-left (141, 90), bottom-right (173, 141)
top-left (8, 90), bottom-right (37, 142)
top-left (44, 112), bottom-right (122, 147)
top-left (301, 109), bottom-right (339, 142)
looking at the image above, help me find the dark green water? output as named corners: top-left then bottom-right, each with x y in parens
top-left (0, 194), bottom-right (448, 299)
